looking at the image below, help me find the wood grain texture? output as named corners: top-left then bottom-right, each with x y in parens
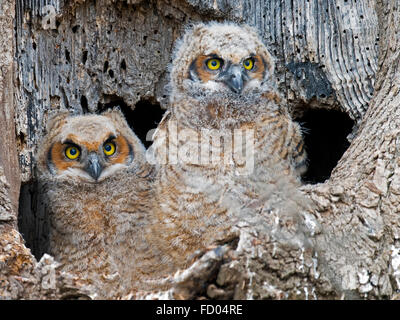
top-left (0, 0), bottom-right (20, 214)
top-left (242, 0), bottom-right (378, 120)
top-left (297, 0), bottom-right (400, 299)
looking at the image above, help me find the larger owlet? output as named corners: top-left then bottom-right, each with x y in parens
top-left (149, 22), bottom-right (307, 273)
top-left (36, 109), bottom-right (160, 298)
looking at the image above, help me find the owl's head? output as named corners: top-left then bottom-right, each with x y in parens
top-left (167, 22), bottom-right (280, 128)
top-left (37, 108), bottom-right (147, 183)
top-left (169, 22), bottom-right (277, 110)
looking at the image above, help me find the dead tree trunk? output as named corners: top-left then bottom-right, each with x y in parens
top-left (1, 0), bottom-right (400, 299)
top-left (304, 0), bottom-right (400, 299)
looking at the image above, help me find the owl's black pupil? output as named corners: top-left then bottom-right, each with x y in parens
top-left (70, 148), bottom-right (76, 155)
top-left (105, 144), bottom-right (111, 151)
top-left (211, 60), bottom-right (217, 66)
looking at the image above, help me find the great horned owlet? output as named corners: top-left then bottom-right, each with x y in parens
top-left (148, 22), bottom-right (307, 273)
top-left (37, 109), bottom-right (160, 298)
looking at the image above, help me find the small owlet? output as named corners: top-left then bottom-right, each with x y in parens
top-left (36, 109), bottom-right (158, 298)
top-left (149, 22), bottom-right (307, 272)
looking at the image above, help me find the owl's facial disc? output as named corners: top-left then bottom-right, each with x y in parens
top-left (48, 133), bottom-right (134, 183)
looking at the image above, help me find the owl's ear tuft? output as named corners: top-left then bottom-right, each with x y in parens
top-left (190, 22), bottom-right (206, 37)
top-left (178, 22), bottom-right (207, 49)
top-left (46, 110), bottom-right (72, 134)
top-left (102, 107), bottom-right (127, 124)
top-left (239, 23), bottom-right (275, 76)
top-left (242, 23), bottom-right (260, 37)
top-left (102, 107), bottom-right (134, 135)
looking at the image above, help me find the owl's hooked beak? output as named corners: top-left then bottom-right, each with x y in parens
top-left (220, 65), bottom-right (245, 94)
top-left (85, 152), bottom-right (103, 181)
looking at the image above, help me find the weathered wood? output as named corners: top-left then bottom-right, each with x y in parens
top-left (0, 0), bottom-right (20, 214)
top-left (297, 0), bottom-right (400, 298)
top-left (240, 0), bottom-right (378, 121)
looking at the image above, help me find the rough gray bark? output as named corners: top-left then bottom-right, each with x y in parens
top-left (2, 0), bottom-right (400, 300)
top-left (0, 0), bottom-right (19, 214)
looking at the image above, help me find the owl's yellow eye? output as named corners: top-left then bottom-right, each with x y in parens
top-left (103, 142), bottom-right (116, 156)
top-left (243, 58), bottom-right (254, 70)
top-left (206, 58), bottom-right (222, 70)
top-left (65, 146), bottom-right (80, 160)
